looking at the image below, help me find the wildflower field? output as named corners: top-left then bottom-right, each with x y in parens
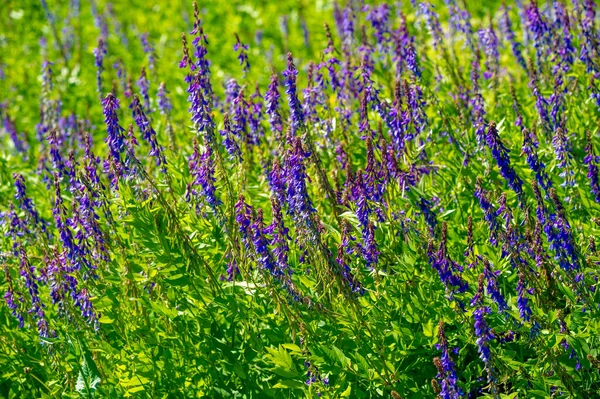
top-left (2, 0), bottom-right (600, 397)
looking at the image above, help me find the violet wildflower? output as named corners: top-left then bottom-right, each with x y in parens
top-left (3, 266), bottom-right (24, 328)
top-left (3, 112), bottom-right (28, 154)
top-left (265, 74), bottom-right (283, 139)
top-left (443, 0), bottom-right (473, 48)
top-left (525, 0), bottom-right (549, 65)
top-left (362, 221), bottom-right (379, 270)
top-left (418, 196), bottom-right (437, 233)
top-left (83, 132), bottom-right (103, 189)
top-left (102, 93), bottom-right (126, 164)
top-left (3, 205), bottom-right (30, 245)
top-left (188, 139), bottom-right (221, 211)
top-left (47, 129), bottom-right (66, 177)
top-left (224, 79), bottom-right (240, 113)
top-left (189, 4), bottom-right (213, 94)
top-left (549, 72), bottom-right (566, 131)
top-left (131, 94), bottom-right (167, 169)
top-left (464, 215), bottom-right (474, 259)
top-left (300, 15), bottom-right (310, 49)
top-left (358, 94), bottom-right (373, 140)
top-left (500, 4), bottom-right (527, 70)
top-left (73, 287), bottom-right (99, 329)
top-left (584, 131), bottom-right (600, 202)
top-left (478, 23), bottom-right (500, 80)
top-left (485, 122), bottom-right (523, 198)
top-left (482, 258), bottom-right (508, 312)
top-left (285, 137), bottom-right (315, 227)
top-left (52, 174), bottom-right (77, 267)
top-left (552, 2), bottom-right (575, 72)
top-left (248, 85), bottom-right (264, 146)
top-left (547, 188), bottom-right (580, 273)
top-left (268, 159), bottom-right (286, 207)
top-left (405, 43), bottom-right (422, 79)
top-left (528, 61), bottom-right (550, 131)
top-left (580, 0), bottom-right (599, 73)
top-left (516, 272), bottom-right (533, 322)
top-left (234, 195), bottom-right (253, 250)
top-left (434, 321), bottom-right (464, 399)
top-left (392, 12), bottom-right (418, 78)
top-left (522, 128), bottom-right (552, 192)
top-left (93, 38), bottom-right (107, 97)
top-left (186, 71), bottom-right (215, 146)
top-left (266, 196), bottom-right (290, 276)
top-left (251, 209), bottom-right (278, 276)
top-left (474, 179), bottom-right (500, 246)
top-left (157, 82), bottom-right (172, 115)
top-left (137, 67), bottom-right (151, 113)
top-left (387, 81), bottom-right (409, 153)
top-left (74, 184), bottom-right (109, 264)
top-left (470, 57), bottom-right (486, 144)
top-left (471, 276), bottom-right (495, 384)
top-left (339, 2), bottom-right (355, 45)
top-left (179, 33), bottom-right (194, 71)
top-left (303, 63), bottom-right (322, 127)
top-left (509, 84), bottom-right (524, 130)
top-left (589, 74), bottom-right (600, 111)
top-left (219, 114), bottom-right (242, 162)
top-left (364, 4), bottom-right (390, 52)
top-left (13, 173), bottom-right (47, 234)
top-left (405, 80), bottom-right (427, 136)
top-left (233, 33), bottom-right (250, 74)
top-left (124, 126), bottom-right (141, 178)
top-left (323, 40), bottom-right (342, 95)
top-left (113, 59), bottom-right (128, 96)
top-left (353, 173), bottom-right (372, 231)
top-left (283, 53), bottom-right (305, 135)
top-left (17, 245), bottom-right (48, 337)
top-left (336, 220), bottom-right (363, 294)
top-left (473, 305), bottom-right (494, 374)
top-left (140, 32), bottom-right (156, 72)
top-left (364, 137), bottom-right (384, 203)
top-left (231, 89), bottom-right (249, 144)
top-left (418, 2), bottom-right (444, 50)
top-left (428, 223), bottom-right (469, 294)
top-left (551, 127), bottom-right (575, 189)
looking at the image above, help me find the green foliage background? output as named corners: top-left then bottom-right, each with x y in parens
top-left (1, 0), bottom-right (600, 398)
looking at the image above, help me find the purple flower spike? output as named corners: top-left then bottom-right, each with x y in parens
top-left (233, 33), bottom-right (250, 74)
top-left (283, 53), bottom-right (305, 136)
top-left (434, 321), bottom-right (464, 399)
top-left (137, 67), bottom-right (151, 113)
top-left (584, 131), bottom-right (600, 203)
top-left (478, 23), bottom-right (499, 80)
top-left (285, 137), bottom-right (315, 228)
top-left (93, 38), bottom-right (107, 97)
top-left (552, 128), bottom-right (575, 189)
top-left (522, 128), bottom-right (552, 192)
top-left (157, 82), bottom-right (172, 115)
top-left (516, 272), bottom-right (533, 322)
top-left (188, 139), bottom-right (221, 212)
top-left (500, 4), bottom-right (527, 70)
top-left (427, 223), bottom-right (469, 295)
top-left (140, 32), bottom-right (156, 72)
top-left (265, 74), bottom-right (283, 138)
top-left (219, 114), bottom-right (242, 162)
top-left (131, 94), bottom-right (167, 170)
top-left (485, 122), bottom-right (523, 198)
top-left (102, 93), bottom-right (126, 162)
top-left (234, 195), bottom-right (253, 250)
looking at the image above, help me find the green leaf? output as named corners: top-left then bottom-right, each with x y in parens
top-left (75, 346), bottom-right (101, 398)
